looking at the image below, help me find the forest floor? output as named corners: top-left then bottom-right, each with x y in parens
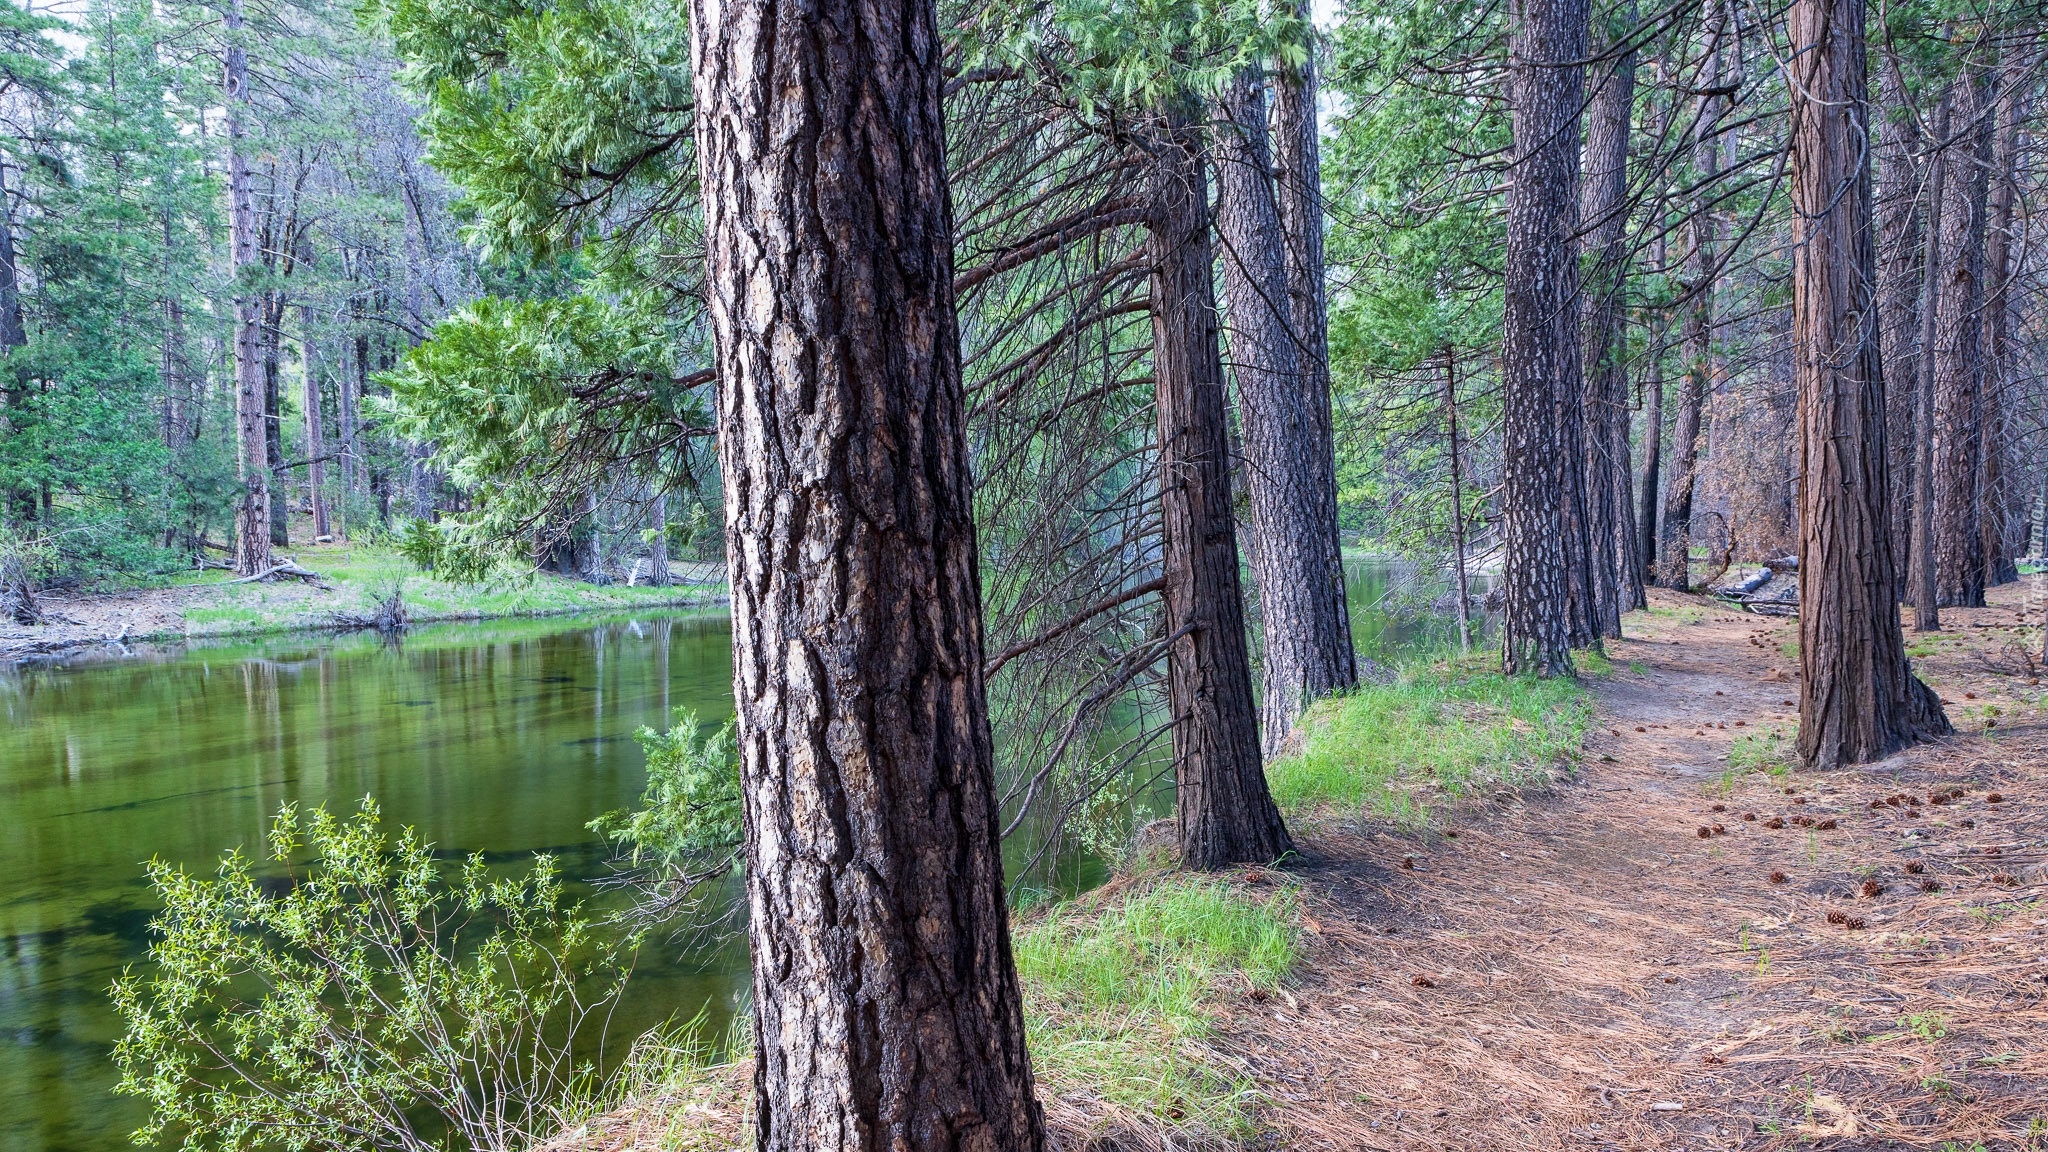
top-left (0, 537), bottom-right (725, 662)
top-left (546, 582), bottom-right (2048, 1152)
top-left (1229, 582), bottom-right (2048, 1151)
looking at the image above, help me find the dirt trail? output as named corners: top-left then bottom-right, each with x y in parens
top-left (1229, 586), bottom-right (2048, 1151)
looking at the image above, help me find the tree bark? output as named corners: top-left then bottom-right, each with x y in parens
top-left (1501, 0), bottom-right (1589, 675)
top-left (1269, 8), bottom-right (1357, 681)
top-left (647, 490), bottom-right (670, 586)
top-left (1580, 4), bottom-right (1640, 627)
top-left (1444, 347), bottom-right (1472, 652)
top-left (1785, 0), bottom-right (1949, 768)
top-left (300, 302), bottom-right (329, 541)
top-left (1874, 53), bottom-right (1921, 588)
top-left (1213, 68), bottom-right (1356, 755)
top-left (1931, 66), bottom-right (1991, 609)
top-left (688, 0), bottom-right (1048, 1140)
top-left (1979, 61), bottom-right (2025, 589)
top-left (226, 0), bottom-right (271, 576)
top-left (1146, 100), bottom-right (1295, 867)
top-left (1638, 238), bottom-right (1666, 582)
top-left (1910, 91), bottom-right (1948, 633)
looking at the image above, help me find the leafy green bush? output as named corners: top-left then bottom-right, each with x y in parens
top-left (589, 710), bottom-right (745, 930)
top-left (111, 799), bottom-right (629, 1152)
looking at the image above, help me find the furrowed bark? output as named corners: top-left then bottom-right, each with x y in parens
top-left (1638, 237), bottom-right (1666, 583)
top-left (1580, 4), bottom-right (1640, 627)
top-left (1874, 53), bottom-right (1921, 588)
top-left (1979, 60), bottom-right (2025, 589)
top-left (1931, 66), bottom-right (1991, 609)
top-left (1910, 91), bottom-right (1949, 632)
top-left (1146, 100), bottom-right (1294, 868)
top-left (1214, 68), bottom-right (1356, 755)
top-left (1785, 0), bottom-right (1949, 767)
top-left (1501, 0), bottom-right (1589, 675)
top-left (226, 0), bottom-right (271, 576)
top-left (689, 0), bottom-right (1049, 1141)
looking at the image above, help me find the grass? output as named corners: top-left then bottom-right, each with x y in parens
top-left (1014, 875), bottom-right (1301, 1139)
top-left (1265, 653), bottom-right (1595, 826)
top-left (157, 539), bottom-right (723, 639)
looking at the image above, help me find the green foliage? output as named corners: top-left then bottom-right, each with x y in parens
top-left (589, 709), bottom-right (745, 929)
top-left (111, 798), bottom-right (630, 1152)
top-left (1015, 876), bottom-right (1299, 1136)
top-left (1266, 656), bottom-right (1593, 824)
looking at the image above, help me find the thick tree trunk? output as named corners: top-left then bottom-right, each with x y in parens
top-left (1785, 0), bottom-right (1948, 768)
top-left (1501, 0), bottom-right (1589, 675)
top-left (226, 0), bottom-right (271, 576)
top-left (300, 304), bottom-right (328, 541)
top-left (1269, 10), bottom-right (1357, 681)
top-left (1580, 6), bottom-right (1639, 627)
top-left (647, 490), bottom-right (670, 586)
top-left (1979, 63), bottom-right (2025, 589)
top-left (1146, 101), bottom-right (1295, 867)
top-left (688, 0), bottom-right (1048, 1141)
top-left (1874, 54), bottom-right (1921, 588)
top-left (1910, 91), bottom-right (1948, 633)
top-left (1931, 67), bottom-right (1991, 609)
top-left (1213, 69), bottom-right (1356, 755)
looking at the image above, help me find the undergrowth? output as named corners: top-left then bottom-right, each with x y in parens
top-left (1265, 653), bottom-right (1595, 825)
top-left (1015, 876), bottom-right (1300, 1139)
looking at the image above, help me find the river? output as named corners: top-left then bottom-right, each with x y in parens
top-left (0, 559), bottom-right (1482, 1152)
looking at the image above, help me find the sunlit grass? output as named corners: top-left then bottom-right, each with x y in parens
top-left (1266, 653), bottom-right (1594, 826)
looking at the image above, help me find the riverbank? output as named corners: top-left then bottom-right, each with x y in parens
top-left (0, 539), bottom-right (727, 662)
top-left (546, 582), bottom-right (2048, 1150)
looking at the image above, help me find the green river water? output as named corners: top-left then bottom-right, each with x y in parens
top-left (1, 560), bottom-right (1479, 1152)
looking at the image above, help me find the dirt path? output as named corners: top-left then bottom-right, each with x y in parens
top-left (1229, 586), bottom-right (2048, 1150)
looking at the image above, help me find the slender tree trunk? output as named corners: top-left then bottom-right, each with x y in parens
top-left (1501, 0), bottom-right (1589, 675)
top-left (1444, 346), bottom-right (1472, 653)
top-left (1213, 68), bottom-right (1355, 755)
top-left (263, 308), bottom-right (288, 546)
top-left (688, 0), bottom-right (1048, 1140)
top-left (0, 159), bottom-right (31, 527)
top-left (1269, 6), bottom-right (1357, 681)
top-left (1979, 62), bottom-right (2025, 589)
top-left (1580, 4), bottom-right (1639, 629)
top-left (300, 302), bottom-right (328, 540)
top-left (225, 0), bottom-right (271, 576)
top-left (1146, 100), bottom-right (1294, 867)
top-left (161, 211), bottom-right (193, 450)
top-left (1911, 91), bottom-right (1949, 632)
top-left (1931, 66), bottom-right (1991, 609)
top-left (1660, 6), bottom-right (1728, 591)
top-left (1874, 53), bottom-right (1922, 588)
top-left (1785, 0), bottom-right (1948, 767)
top-left (647, 490), bottom-right (670, 586)
top-left (1638, 239), bottom-right (1666, 581)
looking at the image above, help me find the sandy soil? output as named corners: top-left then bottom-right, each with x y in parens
top-left (1228, 583), bottom-right (2048, 1150)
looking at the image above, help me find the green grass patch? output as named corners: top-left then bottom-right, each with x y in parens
top-left (1015, 875), bottom-right (1299, 1139)
top-left (1265, 654), bottom-right (1594, 826)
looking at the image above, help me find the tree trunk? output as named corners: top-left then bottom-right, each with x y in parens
top-left (1931, 67), bottom-right (1991, 609)
top-left (1269, 7), bottom-right (1357, 680)
top-left (1213, 68), bottom-right (1356, 755)
top-left (1146, 100), bottom-right (1295, 867)
top-left (161, 211), bottom-right (194, 450)
top-left (226, 0), bottom-right (271, 576)
top-left (1785, 0), bottom-right (1949, 768)
top-left (1660, 5), bottom-right (1729, 592)
top-left (1874, 53), bottom-right (1921, 588)
top-left (647, 490), bottom-right (670, 586)
top-left (1638, 239), bottom-right (1666, 582)
top-left (1580, 4), bottom-right (1639, 628)
top-left (1500, 0), bottom-right (1589, 676)
top-left (688, 0), bottom-right (1049, 1140)
top-left (1909, 90), bottom-right (1948, 633)
top-left (1444, 347), bottom-right (1472, 653)
top-left (263, 311), bottom-right (289, 546)
top-left (300, 303), bottom-right (329, 541)
top-left (0, 158), bottom-right (32, 527)
top-left (1979, 61), bottom-right (2025, 589)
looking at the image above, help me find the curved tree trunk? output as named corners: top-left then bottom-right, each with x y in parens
top-left (1785, 0), bottom-right (1949, 767)
top-left (1501, 0), bottom-right (1589, 675)
top-left (1213, 69), bottom-right (1355, 756)
top-left (1148, 100), bottom-right (1294, 868)
top-left (1580, 5), bottom-right (1640, 627)
top-left (1931, 67), bottom-right (1991, 609)
top-left (688, 0), bottom-right (1048, 1141)
top-left (225, 0), bottom-right (270, 576)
